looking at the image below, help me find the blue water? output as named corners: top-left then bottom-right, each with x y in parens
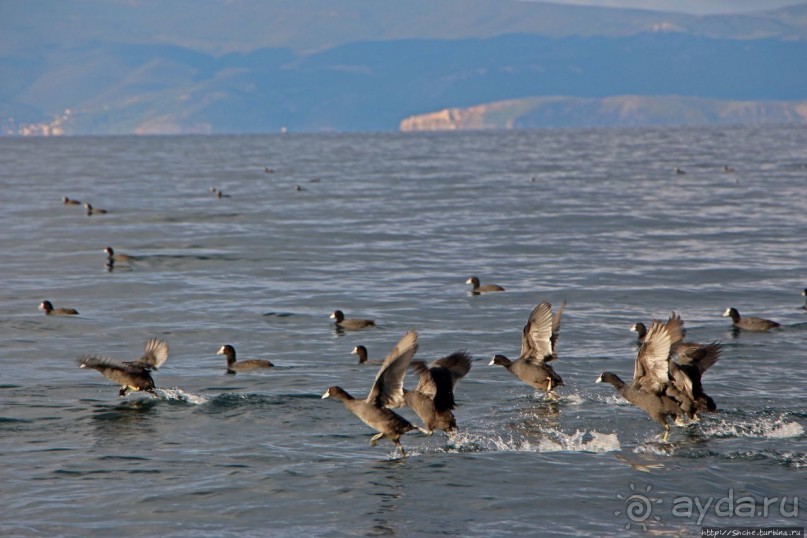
top-left (0, 127), bottom-right (805, 537)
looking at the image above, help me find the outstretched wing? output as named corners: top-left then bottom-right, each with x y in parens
top-left (520, 301), bottom-right (554, 362)
top-left (409, 350), bottom-right (472, 402)
top-left (677, 342), bottom-right (721, 374)
top-left (431, 350), bottom-right (472, 386)
top-left (366, 330), bottom-right (418, 408)
top-left (131, 338), bottom-right (169, 370)
top-left (78, 355), bottom-right (150, 387)
top-left (633, 319), bottom-right (674, 392)
top-left (550, 300), bottom-right (566, 353)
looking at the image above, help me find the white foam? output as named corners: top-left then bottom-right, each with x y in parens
top-left (768, 421), bottom-right (804, 439)
top-left (702, 415), bottom-right (804, 439)
top-left (154, 387), bottom-right (209, 405)
top-left (446, 429), bottom-right (620, 454)
top-left (539, 429), bottom-right (622, 453)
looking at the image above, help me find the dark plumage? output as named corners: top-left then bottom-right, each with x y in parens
top-left (801, 288), bottom-right (806, 310)
top-left (597, 313), bottom-right (699, 439)
top-left (404, 351), bottom-right (472, 434)
top-left (78, 338), bottom-right (169, 397)
top-left (217, 344), bottom-right (274, 373)
top-left (670, 341), bottom-right (721, 419)
top-left (352, 345), bottom-right (381, 365)
top-left (39, 300), bottom-right (78, 316)
top-left (596, 372), bottom-right (681, 440)
top-left (630, 322), bottom-right (647, 344)
top-left (722, 307), bottom-right (780, 331)
top-left (330, 310), bottom-right (375, 330)
top-left (104, 246), bottom-right (135, 262)
top-left (490, 300), bottom-right (565, 398)
top-left (465, 276), bottom-right (505, 294)
top-left (62, 196), bottom-right (81, 205)
top-left (322, 330), bottom-right (426, 455)
top-left (84, 203), bottom-right (107, 215)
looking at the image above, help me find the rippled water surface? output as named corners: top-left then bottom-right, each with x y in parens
top-left (1, 128), bottom-right (805, 537)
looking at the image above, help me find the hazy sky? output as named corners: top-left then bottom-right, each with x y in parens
top-left (540, 0), bottom-right (803, 14)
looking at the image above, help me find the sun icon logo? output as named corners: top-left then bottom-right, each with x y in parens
top-left (614, 482), bottom-right (663, 530)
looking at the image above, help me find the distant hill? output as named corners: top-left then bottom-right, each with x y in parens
top-left (2, 1), bottom-right (807, 134)
top-left (4, 0), bottom-right (807, 55)
top-left (400, 95), bottom-right (807, 130)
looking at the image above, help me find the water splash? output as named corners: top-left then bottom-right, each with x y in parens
top-left (539, 429), bottom-right (622, 453)
top-left (701, 414), bottom-right (804, 439)
top-left (153, 387), bottom-right (209, 405)
top-left (446, 428), bottom-right (620, 454)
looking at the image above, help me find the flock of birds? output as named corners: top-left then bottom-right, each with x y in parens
top-left (41, 227), bottom-right (801, 455)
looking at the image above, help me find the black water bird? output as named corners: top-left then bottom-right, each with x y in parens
top-left (352, 345), bottom-right (381, 365)
top-left (490, 300), bottom-right (565, 399)
top-left (78, 338), bottom-right (169, 397)
top-left (630, 322), bottom-right (647, 344)
top-left (403, 351), bottom-right (472, 434)
top-left (465, 276), bottom-right (505, 294)
top-left (331, 310), bottom-right (375, 331)
top-left (39, 300), bottom-right (78, 316)
top-left (722, 307), bottom-right (780, 331)
top-left (217, 344), bottom-right (274, 373)
top-left (322, 330), bottom-right (426, 456)
top-left (104, 246), bottom-right (136, 263)
top-left (596, 317), bottom-right (685, 440)
top-left (84, 203), bottom-right (107, 215)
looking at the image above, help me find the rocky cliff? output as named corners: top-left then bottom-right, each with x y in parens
top-left (400, 96), bottom-right (807, 131)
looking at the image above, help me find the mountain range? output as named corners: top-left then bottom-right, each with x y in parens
top-left (2, 0), bottom-right (806, 134)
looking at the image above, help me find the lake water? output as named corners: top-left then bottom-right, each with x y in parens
top-left (0, 127), bottom-right (805, 537)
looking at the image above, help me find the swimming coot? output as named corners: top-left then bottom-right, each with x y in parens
top-left (84, 203), bottom-right (108, 215)
top-left (217, 344), bottom-right (274, 373)
top-left (465, 276), bottom-right (505, 294)
top-left (352, 345), bottom-right (382, 365)
top-left (722, 307), bottom-right (780, 331)
top-left (39, 300), bottom-right (78, 316)
top-left (330, 310), bottom-right (375, 331)
top-left (104, 246), bottom-right (135, 263)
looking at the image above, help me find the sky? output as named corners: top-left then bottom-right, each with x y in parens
top-left (540, 0), bottom-right (803, 14)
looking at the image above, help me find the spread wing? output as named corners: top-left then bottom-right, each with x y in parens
top-left (78, 355), bottom-right (148, 386)
top-left (431, 351), bottom-right (472, 385)
top-left (633, 319), bottom-right (674, 392)
top-left (409, 350), bottom-right (472, 400)
top-left (520, 301), bottom-right (554, 362)
top-left (676, 342), bottom-right (721, 374)
top-left (550, 300), bottom-right (566, 353)
top-left (131, 338), bottom-right (169, 370)
top-left (664, 313), bottom-right (685, 356)
top-left (365, 330), bottom-right (418, 408)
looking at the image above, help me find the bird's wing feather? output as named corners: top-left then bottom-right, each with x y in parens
top-left (550, 300), bottom-right (566, 353)
top-left (431, 351), bottom-right (472, 385)
top-left (634, 320), bottom-right (673, 392)
top-left (78, 355), bottom-right (146, 386)
top-left (677, 342), bottom-right (721, 373)
top-left (521, 301), bottom-right (554, 362)
top-left (132, 338), bottom-right (169, 370)
top-left (366, 330), bottom-right (418, 408)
